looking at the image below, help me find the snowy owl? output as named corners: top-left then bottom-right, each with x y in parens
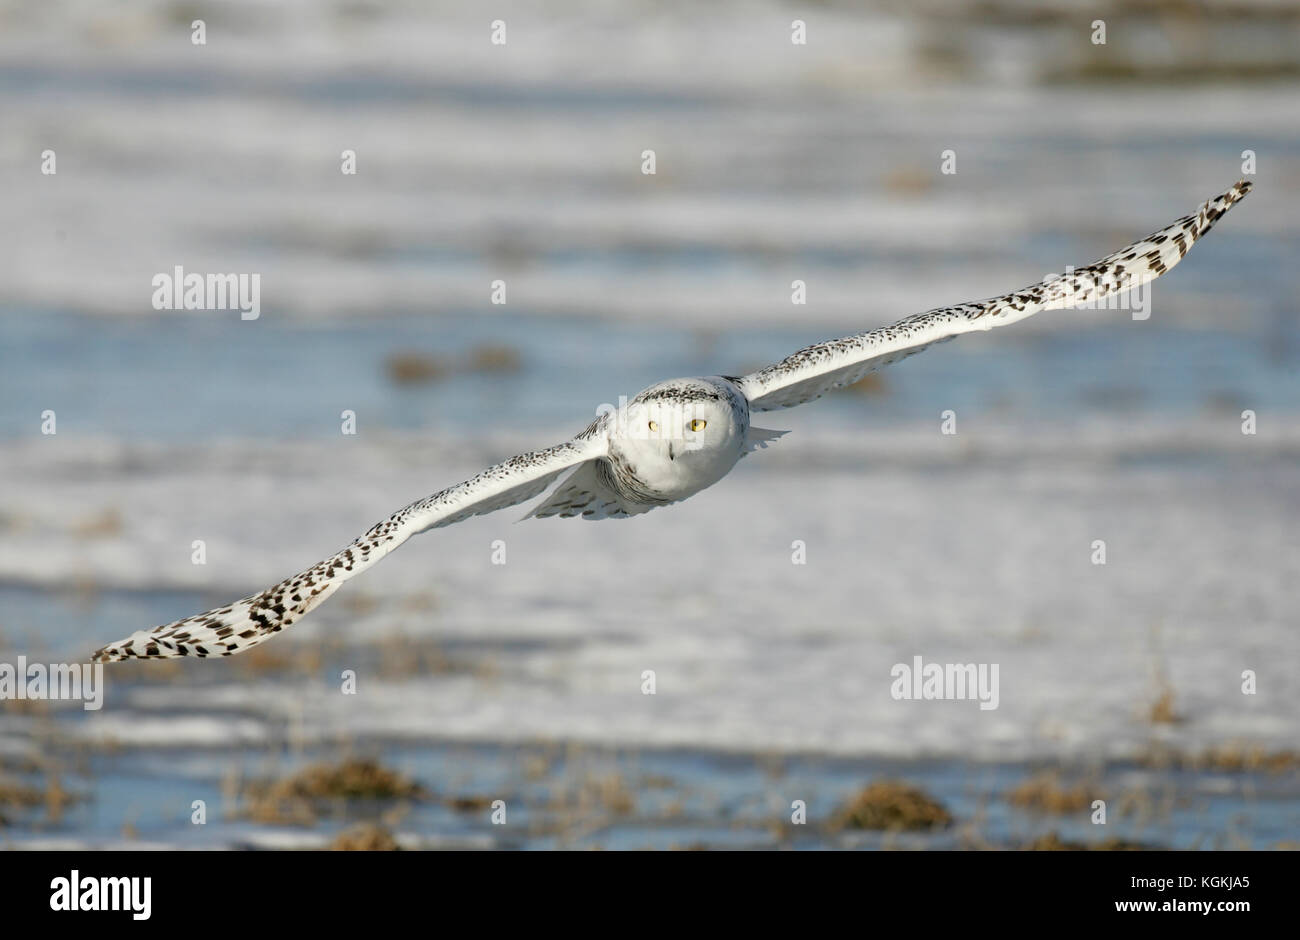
top-left (92, 181), bottom-right (1251, 662)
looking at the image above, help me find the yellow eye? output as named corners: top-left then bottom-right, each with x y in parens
top-left (648, 420), bottom-right (658, 432)
top-left (689, 419), bottom-right (706, 432)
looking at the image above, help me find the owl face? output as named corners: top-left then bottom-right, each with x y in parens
top-left (613, 380), bottom-right (746, 496)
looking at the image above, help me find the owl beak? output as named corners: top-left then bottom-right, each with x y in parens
top-left (667, 443), bottom-right (676, 461)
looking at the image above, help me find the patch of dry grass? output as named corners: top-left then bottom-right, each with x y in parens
top-left (0, 777), bottom-right (43, 811)
top-left (445, 794), bottom-right (495, 813)
top-left (1142, 742), bottom-right (1300, 774)
top-left (1149, 687), bottom-right (1183, 725)
top-left (833, 780), bottom-right (952, 831)
top-left (242, 758), bottom-right (425, 826)
top-left (385, 344), bottom-right (522, 387)
top-left (1024, 831), bottom-right (1157, 851)
top-left (467, 344), bottom-right (522, 374)
top-left (546, 771), bottom-right (636, 817)
top-left (385, 352), bottom-right (444, 385)
top-left (0, 770), bottom-right (80, 824)
top-left (1006, 772), bottom-right (1100, 814)
top-left (329, 823), bottom-right (400, 851)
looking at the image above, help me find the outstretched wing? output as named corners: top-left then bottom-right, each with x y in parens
top-left (736, 181), bottom-right (1252, 412)
top-left (92, 431), bottom-right (608, 661)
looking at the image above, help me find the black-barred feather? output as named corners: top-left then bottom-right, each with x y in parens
top-left (737, 181), bottom-right (1252, 411)
top-left (92, 435), bottom-right (607, 660)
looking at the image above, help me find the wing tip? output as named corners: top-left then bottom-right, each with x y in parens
top-left (1195, 178), bottom-right (1252, 236)
top-left (91, 643), bottom-right (128, 663)
top-left (1222, 178), bottom-right (1253, 206)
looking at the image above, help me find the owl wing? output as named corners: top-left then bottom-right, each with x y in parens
top-left (736, 181), bottom-right (1252, 412)
top-left (92, 429), bottom-right (608, 661)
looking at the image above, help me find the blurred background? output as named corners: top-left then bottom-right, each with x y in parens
top-left (0, 0), bottom-right (1297, 849)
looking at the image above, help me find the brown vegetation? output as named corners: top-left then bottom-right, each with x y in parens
top-left (242, 758), bottom-right (425, 826)
top-left (833, 780), bottom-right (952, 831)
top-left (329, 823), bottom-right (400, 851)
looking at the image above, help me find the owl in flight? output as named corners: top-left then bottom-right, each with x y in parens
top-left (93, 181), bottom-right (1251, 662)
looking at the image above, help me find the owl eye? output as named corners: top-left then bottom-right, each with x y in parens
top-left (647, 420), bottom-right (659, 432)
top-left (688, 419), bottom-right (707, 432)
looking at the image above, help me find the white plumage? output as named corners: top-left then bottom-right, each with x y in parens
top-left (92, 181), bottom-right (1251, 661)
